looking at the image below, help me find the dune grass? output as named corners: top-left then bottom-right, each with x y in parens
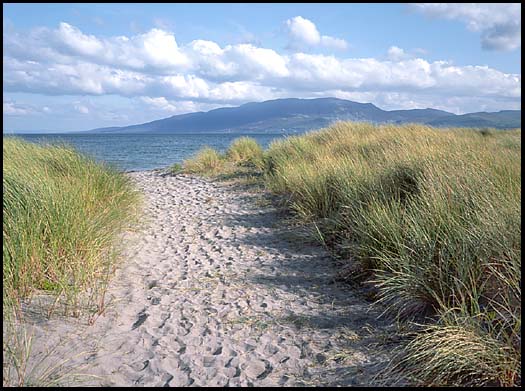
top-left (226, 136), bottom-right (264, 169)
top-left (179, 122), bottom-right (521, 386)
top-left (3, 137), bottom-right (141, 385)
top-left (3, 137), bottom-right (141, 315)
top-left (177, 146), bottom-right (225, 175)
top-left (169, 137), bottom-right (264, 182)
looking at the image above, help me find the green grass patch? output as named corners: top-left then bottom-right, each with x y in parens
top-left (3, 137), bottom-right (141, 385)
top-left (226, 136), bottom-right (264, 169)
top-left (3, 137), bottom-right (141, 315)
top-left (179, 146), bottom-right (225, 175)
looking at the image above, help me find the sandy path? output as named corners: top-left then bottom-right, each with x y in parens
top-left (18, 171), bottom-right (396, 387)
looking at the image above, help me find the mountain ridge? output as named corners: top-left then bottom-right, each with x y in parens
top-left (82, 97), bottom-right (520, 134)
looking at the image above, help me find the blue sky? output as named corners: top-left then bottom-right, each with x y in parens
top-left (3, 3), bottom-right (521, 132)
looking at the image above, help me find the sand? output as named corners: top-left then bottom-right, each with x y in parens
top-left (9, 171), bottom-right (397, 387)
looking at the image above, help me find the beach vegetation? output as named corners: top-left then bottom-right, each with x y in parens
top-left (179, 146), bottom-right (224, 175)
top-left (181, 122), bottom-right (521, 386)
top-left (226, 136), bottom-right (264, 169)
top-left (3, 137), bottom-right (140, 385)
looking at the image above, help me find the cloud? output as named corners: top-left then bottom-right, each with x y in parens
top-left (2, 99), bottom-right (54, 116)
top-left (386, 46), bottom-right (430, 62)
top-left (138, 28), bottom-right (190, 68)
top-left (320, 35), bottom-right (348, 51)
top-left (410, 3), bottom-right (521, 51)
top-left (387, 46), bottom-right (408, 61)
top-left (481, 20), bottom-right (521, 51)
top-left (56, 22), bottom-right (105, 57)
top-left (286, 16), bottom-right (320, 47)
top-left (3, 58), bottom-right (150, 96)
top-left (3, 100), bottom-right (34, 115)
top-left (3, 22), bottom-right (191, 72)
top-left (140, 96), bottom-right (178, 112)
top-left (140, 96), bottom-right (227, 114)
top-left (285, 16), bottom-right (348, 51)
top-left (320, 89), bottom-right (520, 114)
top-left (187, 40), bottom-right (290, 82)
top-left (2, 21), bottom-right (521, 122)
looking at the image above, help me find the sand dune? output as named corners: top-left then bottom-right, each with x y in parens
top-left (18, 171), bottom-right (396, 386)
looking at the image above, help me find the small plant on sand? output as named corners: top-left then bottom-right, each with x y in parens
top-left (226, 137), bottom-right (264, 169)
top-left (3, 309), bottom-right (101, 387)
top-left (182, 147), bottom-right (225, 175)
top-left (168, 162), bottom-right (183, 174)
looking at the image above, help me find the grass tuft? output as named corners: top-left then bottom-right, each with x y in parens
top-left (3, 137), bottom-right (140, 385)
top-left (181, 146), bottom-right (225, 175)
top-left (226, 136), bottom-right (264, 169)
top-left (3, 138), bottom-right (140, 313)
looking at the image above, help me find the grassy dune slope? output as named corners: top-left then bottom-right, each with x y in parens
top-left (3, 138), bottom-right (140, 315)
top-left (177, 122), bottom-right (521, 386)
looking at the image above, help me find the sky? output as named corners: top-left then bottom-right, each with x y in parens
top-left (3, 3), bottom-right (521, 132)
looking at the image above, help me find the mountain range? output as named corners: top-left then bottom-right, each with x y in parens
top-left (87, 97), bottom-right (520, 134)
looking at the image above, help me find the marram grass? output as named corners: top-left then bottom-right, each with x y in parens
top-left (3, 138), bottom-right (140, 386)
top-left (3, 137), bottom-right (141, 315)
top-left (226, 136), bottom-right (264, 169)
top-left (170, 137), bottom-right (264, 180)
top-left (179, 146), bottom-right (224, 175)
top-left (180, 122), bottom-right (521, 386)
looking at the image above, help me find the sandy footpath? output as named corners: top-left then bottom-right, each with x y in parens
top-left (16, 170), bottom-right (397, 387)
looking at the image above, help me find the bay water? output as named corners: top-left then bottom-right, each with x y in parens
top-left (6, 133), bottom-right (288, 172)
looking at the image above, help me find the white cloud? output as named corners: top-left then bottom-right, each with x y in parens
top-left (187, 41), bottom-right (290, 82)
top-left (4, 23), bottom-right (190, 72)
top-left (3, 101), bottom-right (33, 115)
top-left (140, 96), bottom-right (178, 112)
top-left (2, 21), bottom-right (521, 120)
top-left (410, 3), bottom-right (521, 51)
top-left (56, 22), bottom-right (104, 57)
top-left (3, 99), bottom-right (52, 116)
top-left (159, 74), bottom-right (209, 98)
top-left (285, 16), bottom-right (348, 51)
top-left (387, 46), bottom-right (407, 61)
top-left (226, 44), bottom-right (290, 79)
top-left (207, 81), bottom-right (277, 103)
top-left (286, 16), bottom-right (321, 47)
top-left (3, 58), bottom-right (150, 96)
top-left (139, 28), bottom-right (189, 68)
top-left (320, 35), bottom-right (348, 51)
top-left (140, 96), bottom-right (229, 114)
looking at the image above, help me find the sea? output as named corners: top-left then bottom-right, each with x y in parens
top-left (5, 133), bottom-right (289, 172)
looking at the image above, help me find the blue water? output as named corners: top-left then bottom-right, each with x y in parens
top-left (6, 133), bottom-right (288, 172)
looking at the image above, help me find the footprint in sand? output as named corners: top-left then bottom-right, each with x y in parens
top-left (20, 171), bottom-right (398, 387)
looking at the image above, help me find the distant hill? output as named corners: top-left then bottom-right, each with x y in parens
top-left (84, 98), bottom-right (521, 134)
top-left (427, 110), bottom-right (521, 129)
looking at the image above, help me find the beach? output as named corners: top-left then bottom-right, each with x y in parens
top-left (15, 170), bottom-right (396, 387)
